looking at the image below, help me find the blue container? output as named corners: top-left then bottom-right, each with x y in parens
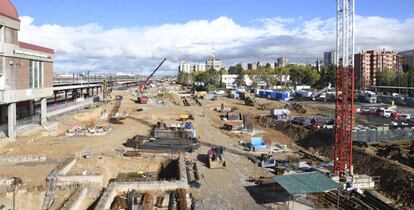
top-left (269, 92), bottom-right (277, 100)
top-left (259, 90), bottom-right (265, 97)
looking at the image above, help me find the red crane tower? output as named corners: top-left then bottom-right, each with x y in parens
top-left (333, 0), bottom-right (355, 177)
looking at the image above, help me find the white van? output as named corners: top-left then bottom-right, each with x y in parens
top-left (378, 109), bottom-right (393, 118)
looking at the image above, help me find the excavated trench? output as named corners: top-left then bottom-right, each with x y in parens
top-left (256, 116), bottom-right (414, 209)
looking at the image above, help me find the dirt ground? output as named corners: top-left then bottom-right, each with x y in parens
top-left (0, 90), bottom-right (291, 209)
top-left (0, 88), bottom-right (412, 209)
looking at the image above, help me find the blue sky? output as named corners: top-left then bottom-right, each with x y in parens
top-left (12, 0), bottom-right (414, 74)
top-left (13, 0), bottom-right (413, 28)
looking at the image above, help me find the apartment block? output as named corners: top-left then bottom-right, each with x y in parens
top-left (354, 49), bottom-right (402, 88)
top-left (276, 57), bottom-right (288, 68)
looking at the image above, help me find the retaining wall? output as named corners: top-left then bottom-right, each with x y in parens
top-left (56, 175), bottom-right (103, 186)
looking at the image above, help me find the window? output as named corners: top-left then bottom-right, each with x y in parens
top-left (29, 60), bottom-right (44, 88)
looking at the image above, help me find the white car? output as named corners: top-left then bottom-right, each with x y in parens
top-left (400, 114), bottom-right (411, 120)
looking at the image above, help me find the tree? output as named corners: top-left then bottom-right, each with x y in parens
top-left (235, 65), bottom-right (246, 87)
top-left (376, 68), bottom-right (394, 86)
top-left (177, 72), bottom-right (194, 85)
top-left (288, 66), bottom-right (320, 86)
top-left (318, 65), bottom-right (336, 88)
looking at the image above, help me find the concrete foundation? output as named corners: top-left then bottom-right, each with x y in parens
top-left (56, 175), bottom-right (103, 186)
top-left (57, 157), bottom-right (77, 175)
top-left (94, 155), bottom-right (189, 210)
top-left (0, 155), bottom-right (46, 163)
top-left (94, 181), bottom-right (189, 210)
top-left (60, 186), bottom-right (88, 210)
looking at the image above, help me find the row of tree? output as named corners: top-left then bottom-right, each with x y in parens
top-left (177, 64), bottom-right (329, 90)
top-left (375, 68), bottom-right (414, 87)
top-left (177, 64), bottom-right (413, 90)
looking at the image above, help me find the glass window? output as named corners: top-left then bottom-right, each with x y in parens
top-left (29, 61), bottom-right (33, 88)
top-left (29, 60), bottom-right (43, 88)
top-left (34, 61), bottom-right (39, 88)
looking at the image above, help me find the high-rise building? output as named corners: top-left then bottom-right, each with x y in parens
top-left (178, 61), bottom-right (207, 73)
top-left (194, 63), bottom-right (206, 72)
top-left (178, 61), bottom-right (192, 73)
top-left (354, 49), bottom-right (402, 88)
top-left (323, 51), bottom-right (337, 65)
top-left (399, 50), bottom-right (414, 72)
top-left (0, 0), bottom-right (54, 138)
top-left (276, 57), bottom-right (288, 67)
top-left (247, 62), bottom-right (258, 70)
top-left (206, 56), bottom-right (222, 71)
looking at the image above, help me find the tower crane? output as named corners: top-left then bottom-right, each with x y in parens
top-left (333, 0), bottom-right (355, 177)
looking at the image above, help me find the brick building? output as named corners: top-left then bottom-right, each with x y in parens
top-left (354, 49), bottom-right (402, 89)
top-left (0, 0), bottom-right (54, 138)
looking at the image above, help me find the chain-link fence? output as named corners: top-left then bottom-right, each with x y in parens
top-left (16, 114), bottom-right (41, 127)
top-left (353, 128), bottom-right (414, 144)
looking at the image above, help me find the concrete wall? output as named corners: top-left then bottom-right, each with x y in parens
top-left (94, 181), bottom-right (189, 210)
top-left (44, 61), bottom-right (53, 88)
top-left (47, 99), bottom-right (94, 117)
top-left (95, 155), bottom-right (189, 210)
top-left (56, 175), bottom-right (103, 186)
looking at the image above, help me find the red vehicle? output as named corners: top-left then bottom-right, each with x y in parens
top-left (391, 112), bottom-right (401, 120)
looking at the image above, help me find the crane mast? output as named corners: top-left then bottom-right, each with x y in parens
top-left (334, 0), bottom-right (355, 177)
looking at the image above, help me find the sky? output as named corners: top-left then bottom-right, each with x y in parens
top-left (11, 0), bottom-right (414, 74)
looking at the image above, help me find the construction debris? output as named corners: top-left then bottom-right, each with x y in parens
top-left (65, 125), bottom-right (112, 137)
top-left (0, 155), bottom-right (46, 163)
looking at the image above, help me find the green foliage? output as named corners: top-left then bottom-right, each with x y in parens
top-left (177, 72), bottom-right (194, 85)
top-left (317, 64), bottom-right (336, 88)
top-left (288, 66), bottom-right (320, 86)
top-left (376, 68), bottom-right (394, 86)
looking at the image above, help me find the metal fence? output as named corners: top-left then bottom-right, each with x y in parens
top-left (16, 114), bottom-right (41, 127)
top-left (318, 127), bottom-right (414, 145)
top-left (353, 128), bottom-right (414, 144)
top-left (47, 98), bottom-right (94, 113)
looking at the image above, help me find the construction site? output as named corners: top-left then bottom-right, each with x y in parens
top-left (0, 69), bottom-right (413, 209)
top-left (0, 0), bottom-right (414, 210)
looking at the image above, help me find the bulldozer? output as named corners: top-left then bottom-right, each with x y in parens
top-left (208, 147), bottom-right (226, 169)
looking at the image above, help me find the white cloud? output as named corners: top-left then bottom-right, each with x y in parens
top-left (18, 15), bottom-right (414, 74)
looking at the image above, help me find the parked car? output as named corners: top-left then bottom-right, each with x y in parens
top-left (400, 114), bottom-right (411, 120)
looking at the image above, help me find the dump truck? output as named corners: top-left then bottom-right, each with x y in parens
top-left (208, 147), bottom-right (226, 169)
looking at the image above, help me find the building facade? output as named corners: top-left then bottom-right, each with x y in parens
top-left (323, 51), bottom-right (336, 65)
top-left (399, 50), bottom-right (414, 72)
top-left (178, 61), bottom-right (206, 73)
top-left (247, 62), bottom-right (257, 71)
top-left (276, 57), bottom-right (288, 68)
top-left (206, 57), bottom-right (222, 71)
top-left (354, 49), bottom-right (402, 88)
top-left (0, 0), bottom-right (54, 138)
